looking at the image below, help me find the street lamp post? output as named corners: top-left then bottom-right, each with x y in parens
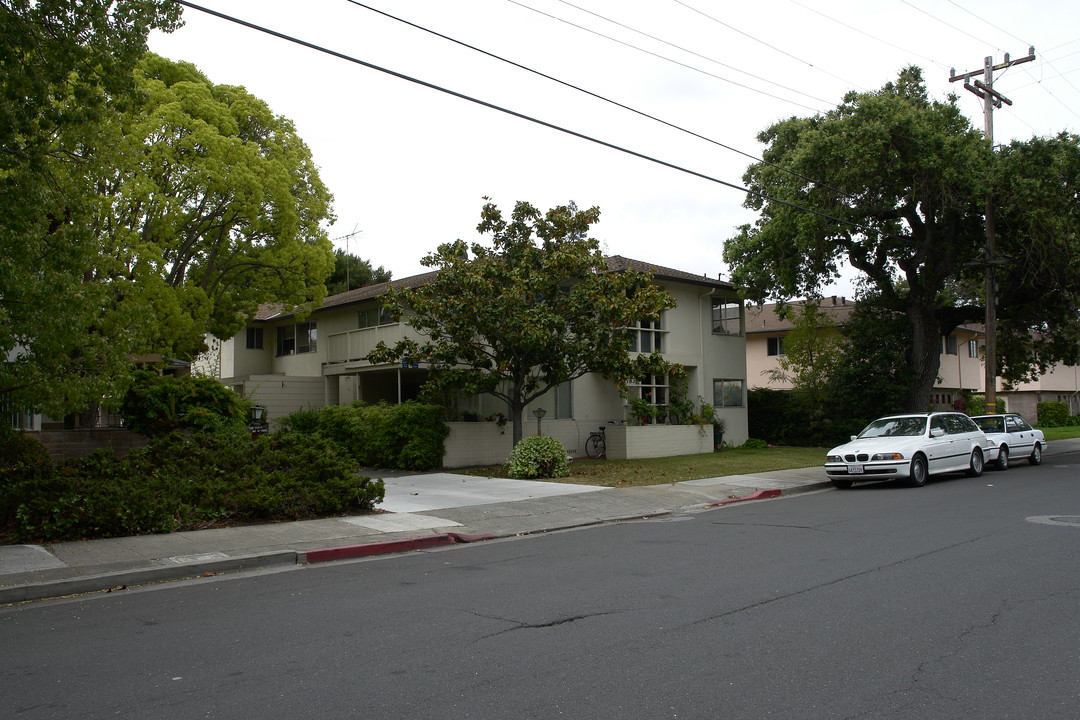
top-left (533, 407), bottom-right (547, 436)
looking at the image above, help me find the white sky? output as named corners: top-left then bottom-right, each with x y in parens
top-left (149, 0), bottom-right (1080, 298)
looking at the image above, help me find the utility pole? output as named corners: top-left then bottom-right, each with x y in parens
top-left (949, 48), bottom-right (1035, 413)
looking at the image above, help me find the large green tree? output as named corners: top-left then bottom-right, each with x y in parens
top-left (725, 70), bottom-right (1080, 414)
top-left (368, 200), bottom-right (676, 445)
top-left (91, 53), bottom-right (335, 358)
top-left (990, 133), bottom-right (1080, 383)
top-left (1, 1), bottom-right (182, 417)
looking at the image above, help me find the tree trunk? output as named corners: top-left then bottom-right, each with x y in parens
top-left (906, 302), bottom-right (941, 412)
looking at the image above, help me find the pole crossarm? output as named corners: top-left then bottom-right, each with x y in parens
top-left (949, 48), bottom-right (1036, 83)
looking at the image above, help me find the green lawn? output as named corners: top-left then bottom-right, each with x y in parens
top-left (459, 446), bottom-right (827, 487)
top-left (457, 424), bottom-right (1080, 488)
top-left (1037, 425), bottom-right (1080, 441)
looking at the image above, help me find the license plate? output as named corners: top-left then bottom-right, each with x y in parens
top-left (848, 464), bottom-right (864, 474)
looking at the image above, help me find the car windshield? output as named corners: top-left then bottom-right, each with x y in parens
top-left (974, 417), bottom-right (1005, 433)
top-left (858, 417), bottom-right (927, 438)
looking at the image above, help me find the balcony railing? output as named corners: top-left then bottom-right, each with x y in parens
top-left (325, 325), bottom-right (409, 364)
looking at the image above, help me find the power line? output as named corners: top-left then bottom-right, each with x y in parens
top-left (669, 0), bottom-right (861, 90)
top-left (171, 0), bottom-right (900, 244)
top-left (504, 0), bottom-right (827, 113)
top-left (343, 1), bottom-right (853, 206)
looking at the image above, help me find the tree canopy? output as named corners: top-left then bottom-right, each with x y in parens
top-left (326, 249), bottom-right (392, 295)
top-left (724, 67), bottom-right (1080, 410)
top-left (1, 3), bottom-right (336, 419)
top-left (368, 200), bottom-right (676, 445)
top-left (1, 1), bottom-right (182, 417)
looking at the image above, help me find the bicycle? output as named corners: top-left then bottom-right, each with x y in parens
top-left (585, 426), bottom-right (606, 459)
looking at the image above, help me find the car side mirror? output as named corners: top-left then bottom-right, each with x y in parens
top-left (930, 427), bottom-right (945, 438)
top-left (850, 435), bottom-right (857, 441)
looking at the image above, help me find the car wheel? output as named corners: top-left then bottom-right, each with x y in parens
top-left (831, 479), bottom-right (853, 489)
top-left (1030, 443), bottom-right (1043, 466)
top-left (995, 445), bottom-right (1009, 471)
top-left (966, 448), bottom-right (984, 477)
top-left (908, 455), bottom-right (928, 487)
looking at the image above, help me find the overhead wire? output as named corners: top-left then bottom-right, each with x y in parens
top-left (170, 0), bottom-right (904, 244)
top-left (344, 1), bottom-right (854, 205)
top-left (669, 0), bottom-right (862, 91)
top-left (505, 0), bottom-right (828, 112)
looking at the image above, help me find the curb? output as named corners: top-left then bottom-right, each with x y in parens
top-left (0, 550), bottom-right (298, 606)
top-left (300, 532), bottom-right (497, 564)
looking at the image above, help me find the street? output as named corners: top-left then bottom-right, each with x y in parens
top-left (3, 457), bottom-right (1078, 719)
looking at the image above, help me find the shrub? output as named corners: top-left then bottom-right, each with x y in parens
top-left (1037, 401), bottom-right (1070, 427)
top-left (0, 430), bottom-right (56, 528)
top-left (121, 371), bottom-right (246, 436)
top-left (314, 401), bottom-right (448, 470)
top-left (3, 429), bottom-right (384, 543)
top-left (506, 436), bottom-right (570, 479)
top-left (740, 438), bottom-right (769, 449)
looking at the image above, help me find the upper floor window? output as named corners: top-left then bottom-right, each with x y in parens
top-left (246, 326), bottom-right (263, 350)
top-left (712, 300), bottom-right (742, 336)
top-left (276, 321), bottom-right (317, 356)
top-left (358, 307), bottom-right (395, 328)
top-left (968, 339), bottom-right (979, 358)
top-left (767, 336), bottom-right (785, 356)
top-left (629, 315), bottom-right (665, 354)
top-left (943, 334), bottom-right (958, 355)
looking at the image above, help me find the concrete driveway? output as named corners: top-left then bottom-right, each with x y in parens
top-left (377, 472), bottom-right (608, 513)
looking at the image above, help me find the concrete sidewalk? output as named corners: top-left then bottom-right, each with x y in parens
top-left (0, 465), bottom-right (833, 604)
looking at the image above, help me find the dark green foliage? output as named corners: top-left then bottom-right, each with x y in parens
top-left (740, 438), bottom-right (770, 449)
top-left (120, 371), bottom-right (247, 436)
top-left (747, 388), bottom-right (865, 448)
top-left (1037, 401), bottom-right (1070, 427)
top-left (276, 408), bottom-right (322, 434)
top-left (325, 249), bottom-right (392, 295)
top-left (314, 402), bottom-right (449, 470)
top-left (1, 429), bottom-right (383, 543)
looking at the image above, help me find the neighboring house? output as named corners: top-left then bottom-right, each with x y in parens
top-left (212, 256), bottom-right (749, 465)
top-left (744, 297), bottom-right (1080, 423)
top-left (746, 298), bottom-right (985, 411)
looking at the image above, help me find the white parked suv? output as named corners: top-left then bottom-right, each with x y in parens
top-left (825, 412), bottom-right (998, 489)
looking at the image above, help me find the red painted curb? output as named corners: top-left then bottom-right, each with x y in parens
top-left (708, 488), bottom-right (782, 507)
top-left (303, 532), bottom-right (497, 563)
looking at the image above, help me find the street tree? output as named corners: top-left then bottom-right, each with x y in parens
top-left (0, 1), bottom-right (182, 417)
top-left (368, 200), bottom-right (676, 446)
top-left (725, 68), bottom-right (990, 411)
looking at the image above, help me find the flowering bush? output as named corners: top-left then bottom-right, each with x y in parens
top-left (506, 436), bottom-right (570, 479)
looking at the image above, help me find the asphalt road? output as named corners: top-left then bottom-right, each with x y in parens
top-left (3, 457), bottom-right (1078, 719)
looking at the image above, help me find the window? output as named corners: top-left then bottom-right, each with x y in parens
top-left (276, 325), bottom-right (295, 356)
top-left (767, 336), bottom-right (785, 356)
top-left (276, 322), bottom-right (317, 356)
top-left (713, 379), bottom-right (744, 407)
top-left (246, 327), bottom-right (263, 350)
top-left (553, 380), bottom-right (572, 420)
top-left (629, 373), bottom-right (669, 423)
top-left (943, 334), bottom-right (958, 355)
top-left (628, 315), bottom-right (665, 354)
top-left (358, 307), bottom-right (395, 328)
top-left (297, 321), bottom-right (317, 354)
top-left (712, 300), bottom-right (742, 335)
top-left (968, 339), bottom-right (979, 358)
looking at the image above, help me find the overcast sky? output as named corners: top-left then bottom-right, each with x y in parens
top-left (149, 0), bottom-right (1080, 297)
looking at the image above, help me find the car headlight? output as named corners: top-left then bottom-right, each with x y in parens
top-left (826, 455), bottom-right (843, 463)
top-left (871, 452), bottom-right (905, 461)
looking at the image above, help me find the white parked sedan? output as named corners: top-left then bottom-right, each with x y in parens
top-left (970, 413), bottom-right (1046, 470)
top-left (825, 412), bottom-right (998, 489)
